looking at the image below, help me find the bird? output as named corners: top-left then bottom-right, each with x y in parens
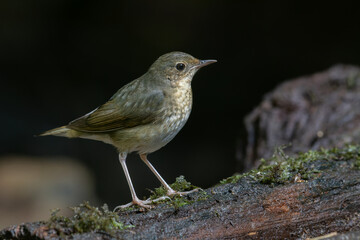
top-left (40, 52), bottom-right (217, 208)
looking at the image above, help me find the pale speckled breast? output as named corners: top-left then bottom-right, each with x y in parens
top-left (136, 86), bottom-right (193, 154)
top-left (109, 84), bottom-right (193, 154)
top-left (160, 87), bottom-right (192, 143)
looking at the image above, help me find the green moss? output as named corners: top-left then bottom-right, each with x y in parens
top-left (220, 174), bottom-right (243, 184)
top-left (149, 175), bottom-right (196, 200)
top-left (355, 159), bottom-right (360, 170)
top-left (172, 189), bottom-right (209, 209)
top-left (221, 145), bottom-right (360, 185)
top-left (47, 201), bottom-right (133, 236)
top-left (147, 176), bottom-right (208, 208)
top-left (170, 196), bottom-right (193, 208)
top-left (170, 175), bottom-right (195, 192)
top-left (346, 73), bottom-right (360, 89)
top-left (149, 175), bottom-right (194, 200)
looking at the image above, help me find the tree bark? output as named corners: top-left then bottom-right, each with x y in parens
top-left (1, 154), bottom-right (360, 239)
top-left (241, 65), bottom-right (360, 171)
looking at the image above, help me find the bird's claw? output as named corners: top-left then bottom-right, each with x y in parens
top-left (145, 195), bottom-right (171, 202)
top-left (167, 188), bottom-right (200, 197)
top-left (114, 198), bottom-right (155, 211)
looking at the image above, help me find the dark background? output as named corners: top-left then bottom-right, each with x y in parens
top-left (1, 0), bottom-right (359, 208)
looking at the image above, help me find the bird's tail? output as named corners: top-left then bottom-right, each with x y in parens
top-left (39, 126), bottom-right (71, 137)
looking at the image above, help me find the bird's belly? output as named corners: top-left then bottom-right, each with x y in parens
top-left (138, 112), bottom-right (190, 154)
top-left (110, 112), bottom-right (190, 154)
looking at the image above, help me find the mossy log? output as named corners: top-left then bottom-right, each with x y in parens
top-left (1, 146), bottom-right (360, 239)
top-left (242, 64), bottom-right (360, 171)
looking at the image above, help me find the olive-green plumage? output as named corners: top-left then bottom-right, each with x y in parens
top-left (41, 52), bottom-right (216, 208)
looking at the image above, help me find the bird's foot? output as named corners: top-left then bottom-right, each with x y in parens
top-left (114, 198), bottom-right (152, 211)
top-left (166, 188), bottom-right (200, 197)
top-left (145, 195), bottom-right (171, 203)
top-left (113, 196), bottom-right (170, 211)
top-left (113, 189), bottom-right (200, 211)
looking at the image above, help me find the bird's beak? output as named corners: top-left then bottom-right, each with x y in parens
top-left (194, 59), bottom-right (217, 69)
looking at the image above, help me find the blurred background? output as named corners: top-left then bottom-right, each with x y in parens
top-left (1, 0), bottom-right (359, 227)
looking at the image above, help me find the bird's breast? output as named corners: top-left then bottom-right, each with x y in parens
top-left (158, 87), bottom-right (193, 141)
top-left (114, 86), bottom-right (193, 154)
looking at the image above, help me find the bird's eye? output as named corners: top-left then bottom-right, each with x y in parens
top-left (176, 63), bottom-right (185, 71)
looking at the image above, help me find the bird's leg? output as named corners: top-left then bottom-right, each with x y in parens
top-left (114, 152), bottom-right (155, 210)
top-left (139, 154), bottom-right (199, 198)
top-left (139, 154), bottom-right (176, 195)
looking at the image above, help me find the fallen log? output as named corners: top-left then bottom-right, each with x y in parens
top-left (1, 146), bottom-right (360, 239)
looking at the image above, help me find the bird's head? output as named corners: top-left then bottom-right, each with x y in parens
top-left (148, 52), bottom-right (217, 87)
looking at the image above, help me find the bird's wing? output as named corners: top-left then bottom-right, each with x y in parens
top-left (68, 84), bottom-right (165, 133)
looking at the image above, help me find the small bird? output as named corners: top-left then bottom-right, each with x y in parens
top-left (40, 52), bottom-right (216, 208)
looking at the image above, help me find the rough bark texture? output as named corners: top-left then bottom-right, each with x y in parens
top-left (1, 155), bottom-right (360, 239)
top-left (242, 65), bottom-right (360, 171)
